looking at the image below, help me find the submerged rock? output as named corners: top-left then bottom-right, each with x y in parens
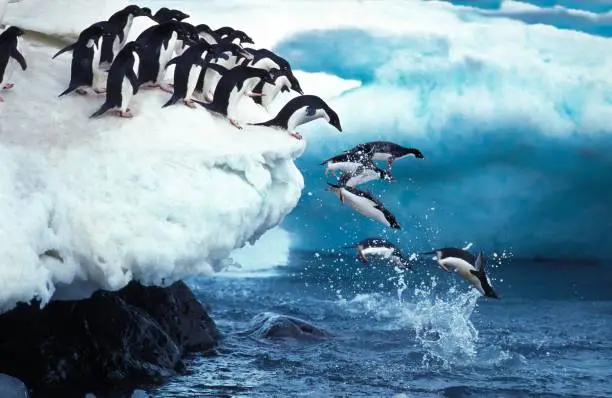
top-left (246, 312), bottom-right (331, 340)
top-left (0, 281), bottom-right (219, 397)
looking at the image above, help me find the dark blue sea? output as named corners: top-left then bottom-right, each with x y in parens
top-left (142, 253), bottom-right (612, 398)
top-left (138, 0), bottom-right (612, 396)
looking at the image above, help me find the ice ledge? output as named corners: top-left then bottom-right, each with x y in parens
top-left (0, 35), bottom-right (306, 313)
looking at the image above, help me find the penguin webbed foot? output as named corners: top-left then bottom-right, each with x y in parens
top-left (246, 91), bottom-right (264, 97)
top-left (184, 99), bottom-right (197, 109)
top-left (229, 118), bottom-right (243, 129)
top-left (159, 84), bottom-right (174, 94)
top-left (94, 88), bottom-right (106, 95)
top-left (116, 109), bottom-right (134, 118)
top-left (76, 88), bottom-right (89, 96)
top-left (2, 83), bottom-right (14, 90)
top-left (205, 92), bottom-right (214, 102)
top-left (289, 131), bottom-right (303, 140)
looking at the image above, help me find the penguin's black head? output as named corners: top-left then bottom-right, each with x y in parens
top-left (170, 9), bottom-right (190, 21)
top-left (268, 68), bottom-right (283, 81)
top-left (124, 41), bottom-right (143, 56)
top-left (207, 44), bottom-right (230, 62)
top-left (325, 106), bottom-right (342, 133)
top-left (407, 148), bottom-right (425, 159)
top-left (138, 7), bottom-right (153, 17)
top-left (124, 5), bottom-right (141, 15)
top-left (287, 72), bottom-right (304, 95)
top-left (3, 26), bottom-right (25, 37)
top-left (237, 31), bottom-right (254, 45)
top-left (195, 24), bottom-right (213, 35)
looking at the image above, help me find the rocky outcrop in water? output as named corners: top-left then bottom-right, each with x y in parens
top-left (0, 281), bottom-right (219, 398)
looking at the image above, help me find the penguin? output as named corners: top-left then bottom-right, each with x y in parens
top-left (420, 248), bottom-right (501, 299)
top-left (250, 67), bottom-right (304, 110)
top-left (161, 42), bottom-right (227, 109)
top-left (320, 149), bottom-right (374, 177)
top-left (193, 65), bottom-right (274, 129)
top-left (248, 94), bottom-right (342, 140)
top-left (338, 164), bottom-right (394, 188)
top-left (90, 41), bottom-right (142, 119)
top-left (195, 24), bottom-right (218, 45)
top-left (53, 22), bottom-right (114, 97)
top-left (347, 141), bottom-right (425, 172)
top-left (344, 238), bottom-right (412, 269)
top-left (100, 5), bottom-right (152, 69)
top-left (151, 7), bottom-right (190, 23)
top-left (136, 21), bottom-right (192, 92)
top-left (245, 48), bottom-right (292, 73)
top-left (0, 26), bottom-right (26, 102)
top-left (195, 43), bottom-right (248, 101)
top-left (325, 183), bottom-right (400, 229)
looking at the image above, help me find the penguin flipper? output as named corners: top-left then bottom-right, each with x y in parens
top-left (90, 102), bottom-right (113, 118)
top-left (162, 95), bottom-right (180, 108)
top-left (52, 43), bottom-right (76, 59)
top-left (205, 63), bottom-right (229, 75)
top-left (126, 69), bottom-right (140, 95)
top-left (165, 56), bottom-right (181, 68)
top-left (11, 49), bottom-right (27, 71)
top-left (58, 85), bottom-right (79, 97)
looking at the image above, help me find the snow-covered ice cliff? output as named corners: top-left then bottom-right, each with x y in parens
top-left (0, 0), bottom-right (307, 313)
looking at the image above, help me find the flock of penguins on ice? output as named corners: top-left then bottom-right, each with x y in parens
top-left (0, 5), bottom-right (499, 300)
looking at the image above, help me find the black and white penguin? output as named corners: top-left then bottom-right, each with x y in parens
top-left (248, 94), bottom-right (342, 140)
top-left (136, 21), bottom-right (193, 92)
top-left (0, 25), bottom-right (26, 102)
top-left (53, 22), bottom-right (114, 97)
top-left (161, 42), bottom-right (227, 109)
top-left (100, 5), bottom-right (152, 69)
top-left (245, 48), bottom-right (293, 73)
top-left (420, 248), bottom-right (500, 299)
top-left (199, 43), bottom-right (253, 100)
top-left (325, 183), bottom-right (400, 229)
top-left (344, 238), bottom-right (412, 269)
top-left (250, 67), bottom-right (304, 110)
top-left (195, 24), bottom-right (218, 45)
top-left (90, 41), bottom-right (143, 119)
top-left (338, 164), bottom-right (394, 188)
top-left (193, 65), bottom-right (274, 129)
top-left (347, 141), bottom-right (425, 172)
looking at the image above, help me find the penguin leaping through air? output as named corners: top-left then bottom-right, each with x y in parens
top-left (345, 238), bottom-right (413, 270)
top-left (420, 247), bottom-right (501, 299)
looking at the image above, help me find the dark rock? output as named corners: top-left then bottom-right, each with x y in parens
top-left (244, 312), bottom-right (331, 340)
top-left (0, 281), bottom-right (219, 398)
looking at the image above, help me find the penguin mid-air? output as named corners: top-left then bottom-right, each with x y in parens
top-left (345, 238), bottom-right (413, 269)
top-left (100, 5), bottom-right (152, 69)
top-left (420, 248), bottom-right (501, 299)
top-left (338, 163), bottom-right (394, 188)
top-left (0, 25), bottom-right (26, 102)
top-left (136, 21), bottom-right (194, 92)
top-left (248, 94), bottom-right (342, 140)
top-left (194, 64), bottom-right (274, 129)
top-left (347, 141), bottom-right (425, 172)
top-left (161, 42), bottom-right (228, 109)
top-left (90, 41), bottom-right (143, 119)
top-left (320, 149), bottom-right (374, 177)
top-left (250, 67), bottom-right (304, 110)
top-left (326, 183), bottom-right (400, 229)
top-left (53, 22), bottom-right (114, 97)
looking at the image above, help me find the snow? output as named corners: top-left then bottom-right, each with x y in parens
top-left (0, 3), bottom-right (313, 313)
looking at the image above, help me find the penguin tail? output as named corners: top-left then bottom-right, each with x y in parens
top-left (58, 86), bottom-right (77, 97)
top-left (52, 43), bottom-right (75, 59)
top-left (90, 102), bottom-right (113, 119)
top-left (191, 98), bottom-right (214, 111)
top-left (247, 118), bottom-right (276, 127)
top-left (161, 95), bottom-right (180, 108)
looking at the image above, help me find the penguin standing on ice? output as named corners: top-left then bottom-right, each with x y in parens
top-left (345, 238), bottom-right (413, 269)
top-left (193, 65), bottom-right (274, 129)
top-left (90, 41), bottom-right (143, 119)
top-left (161, 42), bottom-right (228, 109)
top-left (325, 183), bottom-right (400, 229)
top-left (136, 21), bottom-right (193, 92)
top-left (249, 95), bottom-right (342, 140)
top-left (0, 26), bottom-right (27, 102)
top-left (420, 248), bottom-right (501, 299)
top-left (100, 5), bottom-right (152, 69)
top-left (53, 22), bottom-right (114, 96)
top-left (250, 68), bottom-right (303, 110)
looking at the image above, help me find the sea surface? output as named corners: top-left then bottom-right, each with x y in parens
top-left (141, 252), bottom-right (612, 398)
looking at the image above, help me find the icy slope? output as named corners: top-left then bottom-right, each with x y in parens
top-left (0, 13), bottom-right (305, 312)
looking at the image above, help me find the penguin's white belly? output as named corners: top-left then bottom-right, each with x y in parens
top-left (362, 247), bottom-right (394, 259)
top-left (226, 86), bottom-right (242, 118)
top-left (120, 77), bottom-right (133, 112)
top-left (372, 153), bottom-right (393, 161)
top-left (287, 107), bottom-right (326, 131)
top-left (186, 64), bottom-right (202, 99)
top-left (200, 32), bottom-right (217, 44)
top-left (122, 16), bottom-right (134, 47)
top-left (112, 36), bottom-right (121, 60)
top-left (345, 170), bottom-right (378, 187)
top-left (156, 36), bottom-right (177, 82)
top-left (326, 162), bottom-right (361, 174)
top-left (341, 190), bottom-right (390, 227)
top-left (249, 58), bottom-right (279, 72)
top-left (439, 258), bottom-right (484, 294)
top-left (260, 82), bottom-right (281, 109)
top-left (91, 40), bottom-right (105, 90)
top-left (203, 69), bottom-right (221, 96)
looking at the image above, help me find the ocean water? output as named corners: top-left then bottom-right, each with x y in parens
top-left (136, 0), bottom-right (612, 396)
